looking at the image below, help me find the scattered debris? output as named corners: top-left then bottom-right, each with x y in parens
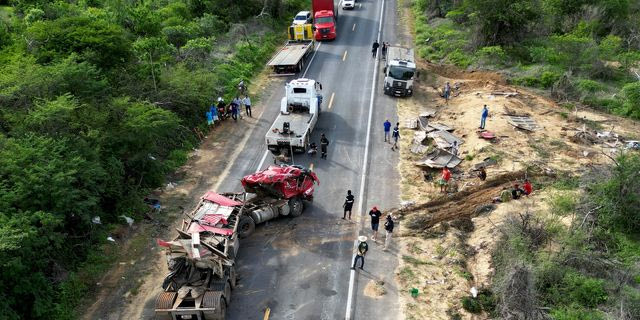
top-left (491, 91), bottom-right (518, 97)
top-left (416, 148), bottom-right (462, 169)
top-left (107, 236), bottom-right (116, 243)
top-left (411, 131), bottom-right (429, 154)
top-left (427, 130), bottom-right (463, 149)
top-left (625, 140), bottom-right (640, 150)
top-left (570, 130), bottom-right (599, 145)
top-left (470, 287), bottom-right (478, 298)
top-left (404, 118), bottom-right (418, 129)
top-left (92, 216), bottom-right (102, 224)
top-left (473, 158), bottom-right (498, 170)
top-left (477, 130), bottom-right (496, 140)
top-left (424, 123), bottom-right (454, 133)
top-left (165, 182), bottom-right (177, 191)
top-left (506, 115), bottom-right (539, 131)
top-left (121, 215), bottom-right (134, 226)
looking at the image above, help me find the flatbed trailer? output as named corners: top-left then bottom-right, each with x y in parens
top-left (267, 24), bottom-right (315, 75)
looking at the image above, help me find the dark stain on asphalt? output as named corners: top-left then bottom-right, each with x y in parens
top-left (299, 282), bottom-right (311, 289)
top-left (320, 288), bottom-right (337, 296)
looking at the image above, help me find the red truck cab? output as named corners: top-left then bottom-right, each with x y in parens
top-left (312, 0), bottom-right (337, 40)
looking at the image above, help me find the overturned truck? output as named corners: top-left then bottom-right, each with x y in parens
top-left (155, 165), bottom-right (318, 320)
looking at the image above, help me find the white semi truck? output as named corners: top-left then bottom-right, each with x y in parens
top-left (383, 46), bottom-right (416, 97)
top-left (265, 78), bottom-right (322, 157)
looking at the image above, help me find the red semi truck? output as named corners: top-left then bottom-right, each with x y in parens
top-left (312, 0), bottom-right (337, 40)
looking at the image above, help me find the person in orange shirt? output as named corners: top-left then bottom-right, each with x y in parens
top-left (439, 167), bottom-right (452, 193)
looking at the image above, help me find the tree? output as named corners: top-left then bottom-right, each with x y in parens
top-left (467, 0), bottom-right (542, 45)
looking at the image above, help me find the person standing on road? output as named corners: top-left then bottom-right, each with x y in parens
top-left (383, 119), bottom-right (392, 142)
top-left (242, 95), bottom-right (252, 118)
top-left (372, 40), bottom-right (379, 58)
top-left (381, 42), bottom-right (388, 60)
top-left (369, 206), bottom-right (382, 241)
top-left (391, 122), bottom-right (400, 150)
top-left (383, 214), bottom-right (395, 251)
top-left (480, 105), bottom-right (489, 129)
top-left (230, 103), bottom-right (238, 121)
top-left (343, 190), bottom-right (355, 220)
top-left (320, 133), bottom-right (330, 159)
top-left (443, 82), bottom-right (451, 104)
top-left (210, 102), bottom-right (218, 125)
top-left (351, 236), bottom-right (369, 270)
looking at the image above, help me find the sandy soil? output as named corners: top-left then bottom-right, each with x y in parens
top-left (80, 72), bottom-right (277, 320)
top-left (393, 58), bottom-right (640, 319)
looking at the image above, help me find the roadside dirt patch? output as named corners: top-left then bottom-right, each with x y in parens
top-left (364, 280), bottom-right (387, 298)
top-left (394, 47), bottom-right (640, 319)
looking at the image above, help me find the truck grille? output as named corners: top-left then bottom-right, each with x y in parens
top-left (393, 81), bottom-right (406, 88)
top-left (320, 28), bottom-right (330, 34)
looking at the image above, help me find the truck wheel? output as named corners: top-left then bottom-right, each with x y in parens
top-left (228, 265), bottom-right (237, 289)
top-left (203, 291), bottom-right (226, 320)
top-left (237, 216), bottom-right (255, 238)
top-left (289, 197), bottom-right (304, 217)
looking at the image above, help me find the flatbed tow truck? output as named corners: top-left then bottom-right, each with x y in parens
top-left (267, 24), bottom-right (315, 75)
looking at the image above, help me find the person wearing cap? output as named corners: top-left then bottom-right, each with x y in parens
top-left (343, 190), bottom-right (355, 220)
top-left (369, 206), bottom-right (382, 241)
top-left (320, 133), bottom-right (330, 159)
top-left (384, 214), bottom-right (395, 251)
top-left (351, 236), bottom-right (369, 270)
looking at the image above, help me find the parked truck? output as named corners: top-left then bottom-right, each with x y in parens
top-left (267, 24), bottom-right (315, 75)
top-left (265, 78), bottom-right (322, 158)
top-left (383, 46), bottom-right (417, 97)
top-left (155, 165), bottom-right (319, 320)
top-left (312, 0), bottom-right (337, 40)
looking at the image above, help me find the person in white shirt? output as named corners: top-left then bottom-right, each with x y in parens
top-left (242, 96), bottom-right (252, 117)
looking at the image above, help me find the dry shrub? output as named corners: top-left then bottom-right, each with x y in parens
top-left (495, 264), bottom-right (544, 320)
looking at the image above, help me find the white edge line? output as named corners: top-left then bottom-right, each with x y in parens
top-left (345, 0), bottom-right (385, 319)
top-left (255, 42), bottom-right (323, 173)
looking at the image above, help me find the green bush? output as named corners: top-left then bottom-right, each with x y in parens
top-left (563, 272), bottom-right (608, 307)
top-left (476, 45), bottom-right (506, 65)
top-left (447, 49), bottom-right (474, 68)
top-left (461, 296), bottom-right (482, 313)
top-left (576, 79), bottom-right (605, 94)
top-left (551, 194), bottom-right (576, 216)
top-left (550, 306), bottom-right (605, 320)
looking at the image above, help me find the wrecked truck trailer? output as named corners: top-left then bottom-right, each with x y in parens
top-left (155, 165), bottom-right (318, 320)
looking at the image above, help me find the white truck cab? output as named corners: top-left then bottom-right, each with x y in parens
top-left (266, 78), bottom-right (323, 156)
top-left (384, 46), bottom-right (416, 97)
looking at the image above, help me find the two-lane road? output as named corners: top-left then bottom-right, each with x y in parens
top-left (216, 1), bottom-right (401, 319)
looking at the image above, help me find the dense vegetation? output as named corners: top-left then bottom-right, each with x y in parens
top-left (412, 0), bottom-right (640, 119)
top-left (0, 0), bottom-right (306, 318)
top-left (489, 155), bottom-right (640, 319)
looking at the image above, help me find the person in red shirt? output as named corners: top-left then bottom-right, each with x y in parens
top-left (523, 179), bottom-right (532, 196)
top-left (439, 167), bottom-right (452, 193)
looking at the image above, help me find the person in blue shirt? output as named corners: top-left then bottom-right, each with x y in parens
top-left (391, 122), bottom-right (400, 150)
top-left (206, 110), bottom-right (213, 126)
top-left (480, 105), bottom-right (489, 129)
top-left (383, 119), bottom-right (392, 142)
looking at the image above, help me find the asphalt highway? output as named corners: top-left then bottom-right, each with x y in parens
top-left (218, 1), bottom-right (403, 319)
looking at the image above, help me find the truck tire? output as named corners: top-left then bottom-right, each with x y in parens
top-left (210, 281), bottom-right (231, 304)
top-left (202, 291), bottom-right (226, 320)
top-left (289, 197), bottom-right (304, 217)
top-left (228, 265), bottom-right (237, 289)
top-left (237, 215), bottom-right (255, 238)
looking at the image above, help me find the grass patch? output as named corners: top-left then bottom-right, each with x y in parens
top-left (398, 266), bottom-right (417, 284)
top-left (402, 255), bottom-right (433, 265)
top-left (551, 193), bottom-right (577, 216)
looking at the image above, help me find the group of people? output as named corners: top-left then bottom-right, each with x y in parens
top-left (307, 133), bottom-right (330, 159)
top-left (342, 190), bottom-right (395, 270)
top-left (371, 41), bottom-right (390, 59)
top-left (383, 119), bottom-right (401, 150)
top-left (493, 179), bottom-right (533, 203)
top-left (206, 95), bottom-right (253, 127)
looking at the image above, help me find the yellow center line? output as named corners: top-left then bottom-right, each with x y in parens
top-left (342, 50), bottom-right (348, 61)
top-left (352, 23), bottom-right (356, 31)
top-left (263, 308), bottom-right (271, 320)
top-left (309, 163), bottom-right (314, 171)
top-left (328, 92), bottom-right (336, 109)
